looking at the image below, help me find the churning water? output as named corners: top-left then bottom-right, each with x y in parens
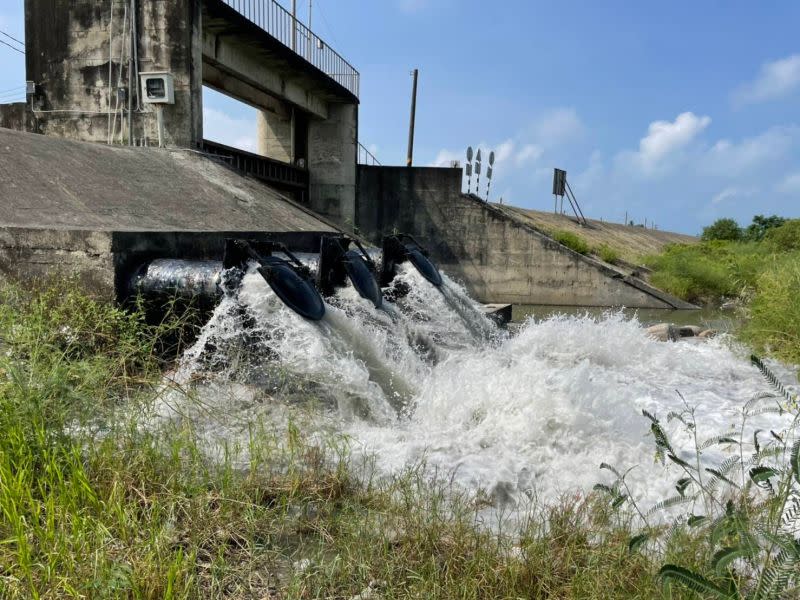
top-left (160, 263), bottom-right (798, 515)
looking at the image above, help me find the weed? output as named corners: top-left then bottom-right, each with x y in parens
top-left (552, 229), bottom-right (590, 255)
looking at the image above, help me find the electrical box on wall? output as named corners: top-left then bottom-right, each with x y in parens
top-left (139, 72), bottom-right (175, 104)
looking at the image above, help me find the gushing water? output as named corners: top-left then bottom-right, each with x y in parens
top-left (161, 262), bottom-right (798, 514)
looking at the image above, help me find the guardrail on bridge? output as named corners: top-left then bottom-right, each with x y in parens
top-left (220, 0), bottom-right (360, 97)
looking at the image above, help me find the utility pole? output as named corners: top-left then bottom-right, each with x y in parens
top-left (406, 68), bottom-right (418, 167)
top-left (291, 0), bottom-right (297, 51)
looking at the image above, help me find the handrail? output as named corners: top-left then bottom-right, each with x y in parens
top-left (220, 0), bottom-right (360, 97)
top-left (199, 139), bottom-right (309, 192)
top-left (357, 142), bottom-right (381, 166)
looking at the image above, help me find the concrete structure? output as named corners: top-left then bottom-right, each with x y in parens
top-left (0, 128), bottom-right (337, 298)
top-left (0, 0), bottom-right (358, 219)
top-left (356, 165), bottom-right (696, 309)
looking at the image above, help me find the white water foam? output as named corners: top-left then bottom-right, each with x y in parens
top-left (159, 262), bottom-right (798, 515)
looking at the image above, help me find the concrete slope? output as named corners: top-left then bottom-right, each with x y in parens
top-left (0, 128), bottom-right (341, 296)
top-left (0, 128), bottom-right (335, 232)
top-left (495, 205), bottom-right (697, 264)
top-left (356, 166), bottom-right (695, 308)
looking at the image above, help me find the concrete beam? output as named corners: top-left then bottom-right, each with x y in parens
top-left (257, 109), bottom-right (293, 162)
top-left (202, 30), bottom-right (328, 119)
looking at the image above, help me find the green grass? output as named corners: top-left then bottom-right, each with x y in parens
top-left (743, 255), bottom-right (800, 364)
top-left (552, 229), bottom-right (590, 255)
top-left (1, 280), bottom-right (798, 598)
top-left (595, 244), bottom-right (621, 265)
top-left (643, 221), bottom-right (800, 363)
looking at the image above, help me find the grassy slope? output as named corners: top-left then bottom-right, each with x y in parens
top-left (643, 221), bottom-right (800, 364)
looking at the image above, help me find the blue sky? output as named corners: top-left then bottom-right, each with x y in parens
top-left (2, 1), bottom-right (800, 233)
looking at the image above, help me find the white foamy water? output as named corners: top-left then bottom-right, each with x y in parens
top-left (159, 262), bottom-right (798, 515)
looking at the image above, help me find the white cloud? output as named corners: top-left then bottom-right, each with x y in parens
top-left (711, 187), bottom-right (756, 205)
top-left (638, 112), bottom-right (710, 168)
top-left (430, 148), bottom-right (463, 167)
top-left (515, 144), bottom-right (543, 166)
top-left (430, 139), bottom-right (542, 170)
top-left (533, 108), bottom-right (583, 145)
top-left (777, 172), bottom-right (800, 194)
top-left (493, 139), bottom-right (515, 164)
top-left (702, 126), bottom-right (797, 175)
top-left (202, 106), bottom-right (257, 153)
top-left (734, 54), bottom-right (800, 105)
top-left (397, 0), bottom-right (427, 13)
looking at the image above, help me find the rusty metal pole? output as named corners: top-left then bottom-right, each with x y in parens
top-left (406, 68), bottom-right (418, 167)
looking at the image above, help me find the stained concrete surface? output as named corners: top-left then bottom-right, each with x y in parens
top-left (0, 128), bottom-right (339, 297)
top-left (0, 128), bottom-right (336, 232)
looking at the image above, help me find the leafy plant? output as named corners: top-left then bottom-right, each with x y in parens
top-left (596, 358), bottom-right (800, 598)
top-left (552, 230), bottom-right (590, 255)
top-left (596, 244), bottom-right (621, 264)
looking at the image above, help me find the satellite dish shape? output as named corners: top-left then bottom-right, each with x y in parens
top-left (488, 151), bottom-right (495, 166)
top-left (343, 249), bottom-right (382, 308)
top-left (257, 256), bottom-right (326, 321)
top-left (466, 146), bottom-right (473, 162)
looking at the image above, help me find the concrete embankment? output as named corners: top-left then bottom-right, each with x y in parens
top-left (356, 165), bottom-right (696, 309)
top-left (0, 129), bottom-right (338, 297)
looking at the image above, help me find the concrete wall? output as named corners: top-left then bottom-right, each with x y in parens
top-left (23, 0), bottom-right (203, 147)
top-left (308, 103), bottom-right (358, 228)
top-left (0, 227), bottom-right (115, 298)
top-left (356, 165), bottom-right (690, 308)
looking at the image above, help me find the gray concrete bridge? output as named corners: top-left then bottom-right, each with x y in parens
top-left (1, 0), bottom-right (358, 224)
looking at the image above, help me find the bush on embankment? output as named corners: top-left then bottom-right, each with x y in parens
top-left (645, 218), bottom-right (800, 363)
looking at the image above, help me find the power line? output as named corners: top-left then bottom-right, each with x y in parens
top-left (0, 39), bottom-right (24, 55)
top-left (314, 0), bottom-right (343, 52)
top-left (0, 29), bottom-right (24, 47)
top-left (0, 84), bottom-right (25, 94)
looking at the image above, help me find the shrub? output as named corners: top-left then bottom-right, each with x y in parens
top-left (645, 243), bottom-right (740, 304)
top-left (764, 219), bottom-right (800, 252)
top-left (596, 244), bottom-right (620, 264)
top-left (701, 218), bottom-right (742, 242)
top-left (552, 230), bottom-right (590, 255)
top-left (744, 214), bottom-right (787, 242)
top-left (744, 255), bottom-right (800, 363)
top-left (597, 364), bottom-right (800, 599)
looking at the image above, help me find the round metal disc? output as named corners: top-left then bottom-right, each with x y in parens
top-left (343, 250), bottom-right (382, 308)
top-left (257, 257), bottom-right (325, 321)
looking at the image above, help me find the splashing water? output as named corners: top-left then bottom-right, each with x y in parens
top-left (159, 262), bottom-right (797, 514)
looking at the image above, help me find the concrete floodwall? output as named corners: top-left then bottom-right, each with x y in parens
top-left (356, 165), bottom-right (694, 309)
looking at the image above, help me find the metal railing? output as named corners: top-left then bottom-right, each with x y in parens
top-left (200, 139), bottom-right (309, 194)
top-left (220, 0), bottom-right (360, 97)
top-left (357, 142), bottom-right (381, 166)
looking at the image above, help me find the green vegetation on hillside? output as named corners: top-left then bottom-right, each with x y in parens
top-left (645, 216), bottom-right (800, 363)
top-left (552, 229), bottom-right (590, 254)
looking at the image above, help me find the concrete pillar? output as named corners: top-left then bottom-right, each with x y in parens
top-left (257, 109), bottom-right (293, 162)
top-left (307, 103), bottom-right (358, 228)
top-left (21, 0), bottom-right (203, 148)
